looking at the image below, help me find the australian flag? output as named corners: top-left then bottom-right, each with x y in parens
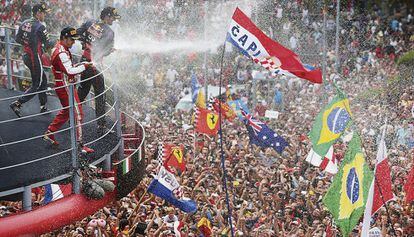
top-left (242, 111), bottom-right (288, 154)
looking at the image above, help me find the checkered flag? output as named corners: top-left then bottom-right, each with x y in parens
top-left (207, 96), bottom-right (215, 111)
top-left (155, 143), bottom-right (164, 170)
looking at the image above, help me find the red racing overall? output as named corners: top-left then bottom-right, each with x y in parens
top-left (47, 42), bottom-right (89, 143)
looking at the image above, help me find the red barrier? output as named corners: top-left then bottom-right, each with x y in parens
top-left (0, 192), bottom-right (115, 237)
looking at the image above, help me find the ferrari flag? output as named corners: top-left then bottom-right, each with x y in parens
top-left (163, 144), bottom-right (186, 172)
top-left (211, 97), bottom-right (236, 122)
top-left (195, 107), bottom-right (219, 136)
top-left (227, 8), bottom-right (322, 83)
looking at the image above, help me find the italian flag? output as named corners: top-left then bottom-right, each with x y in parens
top-left (122, 157), bottom-right (132, 174)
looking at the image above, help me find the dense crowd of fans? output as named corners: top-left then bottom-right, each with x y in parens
top-left (1, 0), bottom-right (414, 236)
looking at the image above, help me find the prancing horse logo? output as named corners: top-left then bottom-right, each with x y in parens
top-left (207, 113), bottom-right (218, 129)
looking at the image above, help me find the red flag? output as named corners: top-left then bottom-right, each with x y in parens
top-left (362, 137), bottom-right (393, 236)
top-left (211, 98), bottom-right (236, 122)
top-left (163, 144), bottom-right (186, 172)
top-left (404, 163), bottom-right (414, 203)
top-left (227, 8), bottom-right (322, 83)
top-left (371, 138), bottom-right (393, 214)
top-left (195, 107), bottom-right (219, 136)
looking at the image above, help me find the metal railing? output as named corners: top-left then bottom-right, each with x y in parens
top-left (0, 25), bottom-right (145, 212)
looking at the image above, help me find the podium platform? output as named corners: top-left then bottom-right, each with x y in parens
top-left (0, 88), bottom-right (118, 192)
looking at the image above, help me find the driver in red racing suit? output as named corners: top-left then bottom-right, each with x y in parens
top-left (43, 27), bottom-right (94, 154)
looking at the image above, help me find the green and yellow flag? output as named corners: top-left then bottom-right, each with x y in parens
top-left (323, 134), bottom-right (373, 237)
top-left (309, 91), bottom-right (352, 157)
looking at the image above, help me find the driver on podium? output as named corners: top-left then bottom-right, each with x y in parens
top-left (43, 27), bottom-right (94, 154)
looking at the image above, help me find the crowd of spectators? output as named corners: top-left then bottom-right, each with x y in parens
top-left (1, 0), bottom-right (414, 236)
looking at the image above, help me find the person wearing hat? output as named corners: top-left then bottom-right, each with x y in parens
top-left (76, 6), bottom-right (120, 135)
top-left (10, 2), bottom-right (53, 117)
top-left (43, 27), bottom-right (94, 154)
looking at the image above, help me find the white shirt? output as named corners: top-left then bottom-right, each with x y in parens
top-left (276, 7), bottom-right (283, 18)
top-left (289, 36), bottom-right (297, 49)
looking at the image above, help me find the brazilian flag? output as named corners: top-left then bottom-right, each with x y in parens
top-left (309, 91), bottom-right (352, 157)
top-left (323, 134), bottom-right (373, 237)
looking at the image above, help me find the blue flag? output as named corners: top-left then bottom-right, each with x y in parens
top-left (191, 73), bottom-right (200, 103)
top-left (148, 167), bottom-right (197, 213)
top-left (242, 112), bottom-right (288, 153)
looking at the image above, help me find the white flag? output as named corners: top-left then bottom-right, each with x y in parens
top-left (305, 145), bottom-right (337, 174)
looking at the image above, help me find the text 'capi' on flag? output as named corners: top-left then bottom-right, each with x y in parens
top-left (227, 8), bottom-right (322, 83)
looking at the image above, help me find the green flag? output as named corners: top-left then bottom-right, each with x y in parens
top-left (309, 91), bottom-right (352, 157)
top-left (323, 134), bottom-right (373, 237)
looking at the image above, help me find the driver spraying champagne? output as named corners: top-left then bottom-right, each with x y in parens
top-left (76, 7), bottom-right (120, 135)
top-left (43, 27), bottom-right (94, 154)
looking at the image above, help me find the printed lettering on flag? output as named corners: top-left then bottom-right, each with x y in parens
top-left (147, 166), bottom-right (197, 213)
top-left (227, 8), bottom-right (322, 83)
top-left (157, 166), bottom-right (180, 191)
top-left (318, 98), bottom-right (352, 145)
top-left (227, 18), bottom-right (268, 59)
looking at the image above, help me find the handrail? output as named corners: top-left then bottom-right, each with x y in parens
top-left (0, 56), bottom-right (24, 62)
top-left (0, 62), bottom-right (113, 102)
top-left (121, 110), bottom-right (146, 151)
top-left (0, 22), bottom-right (146, 209)
top-left (0, 25), bottom-right (16, 30)
top-left (0, 40), bottom-right (22, 47)
top-left (0, 148), bottom-right (73, 171)
top-left (0, 81), bottom-right (115, 125)
top-left (0, 102), bottom-right (116, 148)
top-left (113, 111), bottom-right (146, 165)
top-left (84, 119), bottom-right (118, 146)
top-left (0, 73), bottom-right (32, 80)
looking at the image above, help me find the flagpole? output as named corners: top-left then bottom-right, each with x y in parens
top-left (203, 1), bottom-right (209, 105)
top-left (354, 120), bottom-right (396, 236)
top-left (335, 0), bottom-right (341, 73)
top-left (218, 40), bottom-right (235, 237)
top-left (322, 4), bottom-right (328, 93)
top-left (194, 130), bottom-right (197, 161)
top-left (306, 4), bottom-right (328, 184)
top-left (128, 189), bottom-right (148, 221)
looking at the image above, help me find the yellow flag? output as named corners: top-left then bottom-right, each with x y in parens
top-left (196, 90), bottom-right (206, 109)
